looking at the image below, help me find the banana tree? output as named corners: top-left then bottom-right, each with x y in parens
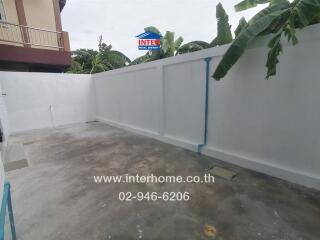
top-left (90, 53), bottom-right (110, 74)
top-left (130, 27), bottom-right (183, 65)
top-left (98, 36), bottom-right (131, 69)
top-left (177, 41), bottom-right (211, 55)
top-left (67, 60), bottom-right (86, 74)
top-left (213, 0), bottom-right (320, 80)
top-left (177, 3), bottom-right (233, 55)
top-left (68, 36), bottom-right (131, 73)
top-left (211, 2), bottom-right (233, 47)
top-left (70, 49), bottom-right (98, 73)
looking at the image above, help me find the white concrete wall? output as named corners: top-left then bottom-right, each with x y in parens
top-left (0, 82), bottom-right (10, 141)
top-left (205, 25), bottom-right (320, 190)
top-left (93, 24), bottom-right (320, 190)
top-left (0, 24), bottom-right (319, 190)
top-left (93, 57), bottom-right (207, 150)
top-left (0, 83), bottom-right (9, 205)
top-left (94, 66), bottom-right (161, 136)
top-left (0, 72), bottom-right (95, 133)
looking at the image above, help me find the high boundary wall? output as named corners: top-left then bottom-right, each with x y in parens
top-left (0, 72), bottom-right (95, 133)
top-left (0, 24), bottom-right (319, 190)
top-left (93, 24), bottom-right (320, 190)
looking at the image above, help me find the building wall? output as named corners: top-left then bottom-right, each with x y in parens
top-left (2, 0), bottom-right (19, 24)
top-left (23, 0), bottom-right (59, 49)
top-left (23, 0), bottom-right (56, 31)
top-left (0, 0), bottom-right (22, 47)
top-left (0, 0), bottom-right (60, 50)
top-left (2, 0), bottom-right (58, 31)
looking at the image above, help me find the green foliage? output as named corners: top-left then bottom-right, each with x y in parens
top-left (211, 3), bottom-right (233, 47)
top-left (234, 17), bottom-right (248, 36)
top-left (129, 54), bottom-right (155, 65)
top-left (213, 2), bottom-right (289, 80)
top-left (69, 3), bottom-right (235, 70)
top-left (68, 35), bottom-right (131, 74)
top-left (213, 0), bottom-right (320, 80)
top-left (266, 33), bottom-right (282, 77)
top-left (71, 49), bottom-right (98, 73)
top-left (68, 0), bottom-right (320, 77)
top-left (177, 41), bottom-right (210, 54)
top-left (90, 53), bottom-right (113, 74)
top-left (144, 26), bottom-right (162, 35)
top-left (235, 0), bottom-right (271, 12)
top-left (67, 60), bottom-right (86, 74)
top-left (179, 3), bottom-right (232, 55)
top-left (291, 0), bottom-right (320, 27)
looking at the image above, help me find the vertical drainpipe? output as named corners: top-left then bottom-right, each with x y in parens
top-left (197, 57), bottom-right (212, 153)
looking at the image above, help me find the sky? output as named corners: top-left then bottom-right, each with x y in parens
top-left (61, 0), bottom-right (265, 60)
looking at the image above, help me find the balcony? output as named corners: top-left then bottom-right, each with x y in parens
top-left (0, 21), bottom-right (71, 71)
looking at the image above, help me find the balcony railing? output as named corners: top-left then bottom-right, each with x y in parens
top-left (0, 21), bottom-right (64, 50)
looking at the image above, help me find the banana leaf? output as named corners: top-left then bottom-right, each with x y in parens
top-left (213, 2), bottom-right (290, 80)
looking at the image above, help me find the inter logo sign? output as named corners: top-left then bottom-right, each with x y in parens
top-left (136, 32), bottom-right (161, 50)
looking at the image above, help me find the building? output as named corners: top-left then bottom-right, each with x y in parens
top-left (0, 0), bottom-right (71, 72)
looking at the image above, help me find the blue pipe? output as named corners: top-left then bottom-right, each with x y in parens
top-left (197, 57), bottom-right (212, 153)
top-left (0, 182), bottom-right (16, 240)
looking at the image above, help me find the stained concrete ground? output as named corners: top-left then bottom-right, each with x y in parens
top-left (5, 122), bottom-right (320, 240)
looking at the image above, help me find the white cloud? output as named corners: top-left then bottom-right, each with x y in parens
top-left (61, 0), bottom-right (265, 60)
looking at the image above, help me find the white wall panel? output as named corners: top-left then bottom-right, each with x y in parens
top-left (163, 60), bottom-right (205, 144)
top-left (205, 34), bottom-right (320, 189)
top-left (0, 72), bottom-right (95, 133)
top-left (94, 67), bottom-right (161, 135)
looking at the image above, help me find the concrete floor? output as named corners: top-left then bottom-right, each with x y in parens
top-left (6, 122), bottom-right (320, 240)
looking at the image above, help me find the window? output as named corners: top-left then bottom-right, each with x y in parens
top-left (0, 0), bottom-right (6, 21)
